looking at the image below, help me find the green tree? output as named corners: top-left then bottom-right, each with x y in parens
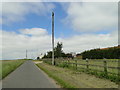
top-left (54, 42), bottom-right (63, 58)
top-left (47, 51), bottom-right (52, 58)
top-left (42, 42), bottom-right (66, 59)
top-left (82, 46), bottom-right (120, 59)
top-left (37, 57), bottom-right (40, 60)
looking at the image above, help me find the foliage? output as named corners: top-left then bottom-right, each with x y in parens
top-left (37, 57), bottom-right (40, 60)
top-left (43, 42), bottom-right (67, 58)
top-left (81, 46), bottom-right (120, 59)
top-left (54, 42), bottom-right (63, 58)
top-left (43, 51), bottom-right (52, 58)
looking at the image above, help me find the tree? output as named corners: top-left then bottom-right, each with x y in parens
top-left (47, 51), bottom-right (52, 58)
top-left (54, 42), bottom-right (63, 58)
top-left (81, 46), bottom-right (120, 59)
top-left (37, 57), bottom-right (40, 60)
top-left (42, 42), bottom-right (66, 59)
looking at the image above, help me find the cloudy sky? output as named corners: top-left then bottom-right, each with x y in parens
top-left (0, 2), bottom-right (118, 60)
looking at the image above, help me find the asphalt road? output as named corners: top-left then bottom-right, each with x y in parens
top-left (2, 60), bottom-right (58, 88)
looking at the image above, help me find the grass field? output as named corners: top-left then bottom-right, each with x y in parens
top-left (36, 62), bottom-right (118, 88)
top-left (0, 60), bottom-right (25, 79)
top-left (43, 58), bottom-right (120, 83)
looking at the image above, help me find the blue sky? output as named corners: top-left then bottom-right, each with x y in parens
top-left (2, 2), bottom-right (78, 38)
top-left (1, 2), bottom-right (118, 59)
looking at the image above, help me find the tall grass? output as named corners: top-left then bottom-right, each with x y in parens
top-left (0, 60), bottom-right (25, 79)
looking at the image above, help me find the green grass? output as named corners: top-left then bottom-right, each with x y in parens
top-left (0, 60), bottom-right (25, 79)
top-left (36, 64), bottom-right (76, 88)
top-left (0, 61), bottom-right (2, 79)
top-left (36, 62), bottom-right (118, 88)
top-left (67, 59), bottom-right (119, 74)
top-left (54, 59), bottom-right (119, 74)
top-left (43, 59), bottom-right (120, 83)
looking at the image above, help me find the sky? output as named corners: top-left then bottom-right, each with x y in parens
top-left (0, 2), bottom-right (118, 60)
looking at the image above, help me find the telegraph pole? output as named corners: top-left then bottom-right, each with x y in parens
top-left (26, 50), bottom-right (27, 59)
top-left (52, 12), bottom-right (55, 65)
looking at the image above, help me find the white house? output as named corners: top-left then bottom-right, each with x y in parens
top-left (38, 54), bottom-right (44, 59)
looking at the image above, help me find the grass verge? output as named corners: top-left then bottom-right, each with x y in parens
top-left (44, 59), bottom-right (120, 84)
top-left (36, 64), bottom-right (76, 88)
top-left (36, 63), bottom-right (118, 88)
top-left (1, 60), bottom-right (25, 79)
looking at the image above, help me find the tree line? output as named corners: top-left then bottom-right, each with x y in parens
top-left (81, 46), bottom-right (120, 59)
top-left (41, 42), bottom-right (120, 59)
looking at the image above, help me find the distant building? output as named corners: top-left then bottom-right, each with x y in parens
top-left (76, 54), bottom-right (82, 59)
top-left (71, 52), bottom-right (76, 58)
top-left (38, 53), bottom-right (44, 59)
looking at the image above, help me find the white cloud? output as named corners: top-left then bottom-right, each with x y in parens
top-left (20, 28), bottom-right (48, 36)
top-left (57, 30), bottom-right (118, 53)
top-left (1, 0), bottom-right (119, 2)
top-left (63, 2), bottom-right (118, 32)
top-left (1, 28), bottom-right (117, 60)
top-left (1, 28), bottom-right (52, 60)
top-left (1, 2), bottom-right (55, 25)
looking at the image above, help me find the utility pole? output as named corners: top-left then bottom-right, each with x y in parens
top-left (26, 50), bottom-right (27, 59)
top-left (52, 12), bottom-right (55, 65)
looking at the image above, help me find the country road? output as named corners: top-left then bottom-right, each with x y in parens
top-left (2, 60), bottom-right (58, 88)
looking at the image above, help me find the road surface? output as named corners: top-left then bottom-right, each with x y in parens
top-left (2, 60), bottom-right (58, 88)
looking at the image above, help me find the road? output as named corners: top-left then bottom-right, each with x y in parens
top-left (2, 60), bottom-right (58, 88)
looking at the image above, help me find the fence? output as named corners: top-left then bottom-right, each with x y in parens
top-left (43, 58), bottom-right (120, 83)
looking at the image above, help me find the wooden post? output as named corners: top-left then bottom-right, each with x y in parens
top-left (75, 59), bottom-right (77, 70)
top-left (104, 60), bottom-right (107, 75)
top-left (86, 60), bottom-right (89, 70)
top-left (118, 60), bottom-right (120, 86)
top-left (52, 12), bottom-right (55, 65)
top-left (72, 60), bottom-right (74, 69)
top-left (118, 64), bottom-right (120, 87)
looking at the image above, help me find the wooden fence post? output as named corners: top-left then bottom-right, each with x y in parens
top-left (75, 59), bottom-right (77, 70)
top-left (118, 63), bottom-right (120, 85)
top-left (86, 60), bottom-right (89, 70)
top-left (104, 60), bottom-right (107, 75)
top-left (72, 60), bottom-right (74, 69)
